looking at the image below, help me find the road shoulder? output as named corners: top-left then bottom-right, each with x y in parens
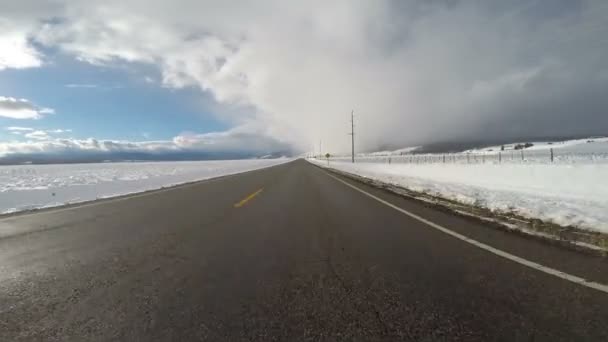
top-left (308, 161), bottom-right (608, 289)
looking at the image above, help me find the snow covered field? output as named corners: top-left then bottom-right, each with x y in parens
top-left (465, 137), bottom-right (608, 154)
top-left (0, 158), bottom-right (291, 215)
top-left (331, 137), bottom-right (608, 165)
top-left (310, 159), bottom-right (608, 233)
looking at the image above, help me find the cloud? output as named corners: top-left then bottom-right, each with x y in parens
top-left (4, 126), bottom-right (70, 139)
top-left (6, 126), bottom-right (34, 131)
top-left (65, 83), bottom-right (98, 88)
top-left (0, 97), bottom-right (55, 119)
top-left (3, 1), bottom-right (608, 152)
top-left (172, 125), bottom-right (290, 153)
top-left (6, 126), bottom-right (33, 136)
top-left (0, 125), bottom-right (291, 161)
top-left (0, 0), bottom-right (63, 70)
top-left (0, 30), bottom-right (42, 70)
top-left (47, 128), bottom-right (71, 133)
top-left (65, 83), bottom-right (124, 90)
top-left (24, 130), bottom-right (51, 140)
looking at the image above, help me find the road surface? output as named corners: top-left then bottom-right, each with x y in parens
top-left (1, 159), bottom-right (608, 341)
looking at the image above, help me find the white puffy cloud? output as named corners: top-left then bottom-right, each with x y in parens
top-left (0, 30), bottom-right (42, 70)
top-left (2, 1), bottom-right (608, 152)
top-left (0, 97), bottom-right (55, 119)
top-left (0, 0), bottom-right (61, 70)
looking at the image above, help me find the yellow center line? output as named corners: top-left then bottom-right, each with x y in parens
top-left (234, 188), bottom-right (264, 208)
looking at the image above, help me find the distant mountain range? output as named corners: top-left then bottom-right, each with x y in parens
top-left (371, 134), bottom-right (607, 155)
top-left (0, 150), bottom-right (291, 165)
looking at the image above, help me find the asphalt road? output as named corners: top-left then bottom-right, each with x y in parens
top-left (2, 159), bottom-right (608, 341)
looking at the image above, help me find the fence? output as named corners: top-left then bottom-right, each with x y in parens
top-left (325, 149), bottom-right (608, 165)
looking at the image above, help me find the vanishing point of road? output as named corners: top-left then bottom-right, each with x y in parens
top-left (2, 159), bottom-right (608, 341)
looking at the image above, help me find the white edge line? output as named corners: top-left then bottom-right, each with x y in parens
top-left (323, 170), bottom-right (608, 295)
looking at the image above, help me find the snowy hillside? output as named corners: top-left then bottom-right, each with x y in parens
top-left (465, 137), bottom-right (608, 154)
top-left (328, 137), bottom-right (608, 165)
top-left (364, 146), bottom-right (421, 156)
top-left (0, 158), bottom-right (291, 215)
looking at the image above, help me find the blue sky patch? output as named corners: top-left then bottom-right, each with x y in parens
top-left (0, 50), bottom-right (227, 142)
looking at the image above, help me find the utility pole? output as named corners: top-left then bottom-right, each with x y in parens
top-left (348, 110), bottom-right (355, 163)
top-left (319, 139), bottom-right (322, 158)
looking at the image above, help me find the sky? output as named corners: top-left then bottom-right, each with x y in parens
top-left (1, 0), bottom-right (607, 161)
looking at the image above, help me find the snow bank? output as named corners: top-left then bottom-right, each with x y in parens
top-left (0, 159), bottom-right (291, 214)
top-left (311, 159), bottom-right (608, 233)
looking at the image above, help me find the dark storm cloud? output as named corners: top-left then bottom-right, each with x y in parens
top-left (1, 0), bottom-right (607, 153)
